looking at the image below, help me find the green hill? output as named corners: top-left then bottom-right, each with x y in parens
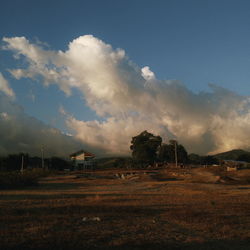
top-left (213, 149), bottom-right (250, 161)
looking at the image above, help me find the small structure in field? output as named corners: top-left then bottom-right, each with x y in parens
top-left (223, 160), bottom-right (249, 171)
top-left (70, 150), bottom-right (95, 170)
top-left (226, 166), bottom-right (237, 172)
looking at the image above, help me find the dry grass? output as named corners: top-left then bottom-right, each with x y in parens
top-left (0, 167), bottom-right (250, 249)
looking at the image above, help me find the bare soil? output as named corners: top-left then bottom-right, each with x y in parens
top-left (1, 167), bottom-right (250, 249)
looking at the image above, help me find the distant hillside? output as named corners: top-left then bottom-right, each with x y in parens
top-left (96, 157), bottom-right (132, 169)
top-left (213, 149), bottom-right (250, 161)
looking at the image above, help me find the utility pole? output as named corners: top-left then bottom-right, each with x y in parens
top-left (20, 154), bottom-right (24, 174)
top-left (174, 140), bottom-right (178, 168)
top-left (41, 146), bottom-right (44, 170)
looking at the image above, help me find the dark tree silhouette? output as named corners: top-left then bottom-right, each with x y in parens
top-left (200, 155), bottom-right (219, 165)
top-left (188, 153), bottom-right (202, 164)
top-left (158, 140), bottom-right (188, 164)
top-left (130, 131), bottom-right (162, 165)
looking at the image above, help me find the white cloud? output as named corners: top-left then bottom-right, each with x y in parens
top-left (0, 72), bottom-right (15, 98)
top-left (66, 116), bottom-right (171, 156)
top-left (2, 35), bottom-right (250, 155)
top-left (141, 66), bottom-right (155, 81)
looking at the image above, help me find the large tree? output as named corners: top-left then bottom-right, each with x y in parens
top-left (158, 140), bottom-right (188, 164)
top-left (130, 131), bottom-right (162, 164)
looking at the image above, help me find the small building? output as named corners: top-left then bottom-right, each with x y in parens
top-left (222, 160), bottom-right (249, 171)
top-left (70, 150), bottom-right (95, 170)
top-left (226, 166), bottom-right (237, 172)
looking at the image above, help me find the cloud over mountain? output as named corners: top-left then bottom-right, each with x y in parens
top-left (2, 35), bottom-right (250, 155)
top-left (0, 94), bottom-right (84, 156)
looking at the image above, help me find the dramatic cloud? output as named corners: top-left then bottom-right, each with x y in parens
top-left (0, 72), bottom-right (15, 98)
top-left (0, 93), bottom-right (86, 156)
top-left (2, 35), bottom-right (250, 155)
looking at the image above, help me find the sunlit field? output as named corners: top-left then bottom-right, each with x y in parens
top-left (1, 167), bottom-right (250, 250)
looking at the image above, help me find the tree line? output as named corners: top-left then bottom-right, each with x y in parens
top-left (2, 130), bottom-right (249, 171)
top-left (0, 153), bottom-right (71, 172)
top-left (130, 130), bottom-right (188, 165)
top-left (130, 130), bottom-right (221, 166)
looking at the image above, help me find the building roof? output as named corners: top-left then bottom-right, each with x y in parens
top-left (70, 150), bottom-right (95, 158)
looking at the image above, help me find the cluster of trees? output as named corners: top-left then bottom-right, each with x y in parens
top-left (130, 131), bottom-right (162, 164)
top-left (0, 153), bottom-right (71, 172)
top-left (130, 131), bottom-right (250, 167)
top-left (130, 131), bottom-right (188, 165)
top-left (188, 154), bottom-right (219, 165)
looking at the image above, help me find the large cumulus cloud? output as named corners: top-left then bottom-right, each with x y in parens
top-left (2, 35), bottom-right (250, 155)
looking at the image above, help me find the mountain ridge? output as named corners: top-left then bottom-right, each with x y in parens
top-left (213, 149), bottom-right (250, 161)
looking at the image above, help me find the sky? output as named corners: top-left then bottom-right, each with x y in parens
top-left (0, 0), bottom-right (250, 156)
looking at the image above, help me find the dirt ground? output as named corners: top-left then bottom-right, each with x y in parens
top-left (1, 167), bottom-right (250, 249)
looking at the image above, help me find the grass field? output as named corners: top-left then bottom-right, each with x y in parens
top-left (0, 167), bottom-right (250, 249)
